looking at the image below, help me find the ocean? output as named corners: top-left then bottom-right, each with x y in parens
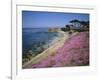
top-left (22, 28), bottom-right (59, 54)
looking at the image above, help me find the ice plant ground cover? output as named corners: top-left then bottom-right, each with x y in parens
top-left (32, 31), bottom-right (89, 68)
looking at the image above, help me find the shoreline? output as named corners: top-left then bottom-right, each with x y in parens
top-left (22, 31), bottom-right (78, 68)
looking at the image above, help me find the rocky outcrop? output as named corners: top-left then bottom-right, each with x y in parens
top-left (48, 28), bottom-right (60, 32)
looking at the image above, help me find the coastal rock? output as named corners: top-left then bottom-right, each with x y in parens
top-left (48, 28), bottom-right (60, 32)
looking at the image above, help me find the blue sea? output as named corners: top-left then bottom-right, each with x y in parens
top-left (22, 28), bottom-right (59, 54)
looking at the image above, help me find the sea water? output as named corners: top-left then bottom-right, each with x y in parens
top-left (22, 28), bottom-right (59, 54)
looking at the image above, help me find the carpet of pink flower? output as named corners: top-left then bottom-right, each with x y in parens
top-left (32, 32), bottom-right (89, 68)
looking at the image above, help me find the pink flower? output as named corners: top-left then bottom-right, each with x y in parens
top-left (32, 32), bottom-right (89, 68)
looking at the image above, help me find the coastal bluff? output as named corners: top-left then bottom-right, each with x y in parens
top-left (48, 27), bottom-right (61, 32)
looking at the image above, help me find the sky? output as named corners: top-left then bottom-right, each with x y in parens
top-left (22, 11), bottom-right (89, 28)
